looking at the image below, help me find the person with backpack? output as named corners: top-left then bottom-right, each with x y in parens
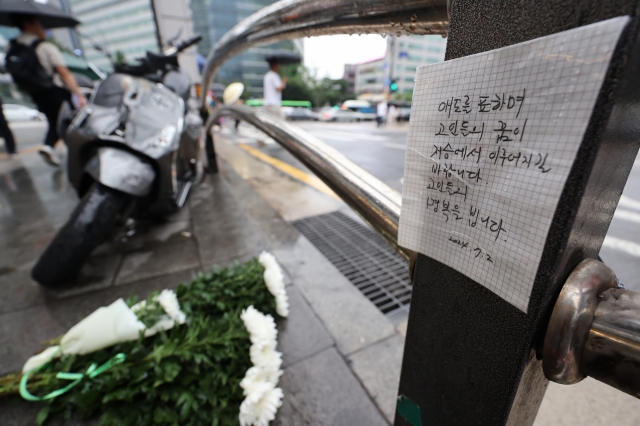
top-left (6, 14), bottom-right (86, 166)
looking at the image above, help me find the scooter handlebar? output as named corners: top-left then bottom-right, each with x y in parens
top-left (174, 35), bottom-right (202, 53)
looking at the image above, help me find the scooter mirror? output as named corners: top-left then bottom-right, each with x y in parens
top-left (223, 82), bottom-right (244, 105)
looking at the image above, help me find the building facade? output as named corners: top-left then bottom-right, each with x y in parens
top-left (354, 57), bottom-right (385, 100)
top-left (352, 34), bottom-right (447, 100)
top-left (68, 0), bottom-right (160, 70)
top-left (342, 63), bottom-right (356, 94)
top-left (189, 0), bottom-right (301, 97)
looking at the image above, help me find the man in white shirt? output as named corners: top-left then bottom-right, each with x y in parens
top-left (12, 14), bottom-right (87, 166)
top-left (376, 101), bottom-right (388, 127)
top-left (263, 59), bottom-right (287, 117)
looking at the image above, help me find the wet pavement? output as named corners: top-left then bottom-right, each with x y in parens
top-left (0, 134), bottom-right (402, 425)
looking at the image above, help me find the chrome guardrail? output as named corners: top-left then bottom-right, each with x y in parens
top-left (543, 259), bottom-right (640, 398)
top-left (200, 0), bottom-right (449, 110)
top-left (206, 105), bottom-right (411, 261)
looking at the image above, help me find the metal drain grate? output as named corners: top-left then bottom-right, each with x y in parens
top-left (293, 211), bottom-right (411, 314)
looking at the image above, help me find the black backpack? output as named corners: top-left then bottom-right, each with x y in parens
top-left (5, 39), bottom-right (54, 93)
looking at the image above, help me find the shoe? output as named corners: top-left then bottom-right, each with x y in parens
top-left (38, 146), bottom-right (60, 167)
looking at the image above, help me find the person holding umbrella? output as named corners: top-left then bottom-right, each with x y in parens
top-left (1, 1), bottom-right (86, 166)
top-left (263, 51), bottom-right (300, 118)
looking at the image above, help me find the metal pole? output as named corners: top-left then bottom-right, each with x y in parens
top-left (397, 1), bottom-right (640, 425)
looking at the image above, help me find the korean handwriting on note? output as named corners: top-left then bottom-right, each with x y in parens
top-left (398, 17), bottom-right (629, 312)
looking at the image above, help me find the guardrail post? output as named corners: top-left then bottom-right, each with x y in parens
top-left (396, 1), bottom-right (640, 425)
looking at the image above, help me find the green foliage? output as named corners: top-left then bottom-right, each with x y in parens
top-left (1, 259), bottom-right (277, 426)
top-left (281, 64), bottom-right (355, 108)
top-left (393, 90), bottom-right (414, 102)
top-left (114, 51), bottom-right (127, 66)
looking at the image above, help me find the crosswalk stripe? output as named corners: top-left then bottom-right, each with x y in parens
top-left (619, 194), bottom-right (640, 212)
top-left (383, 142), bottom-right (407, 150)
top-left (603, 235), bottom-right (640, 257)
top-left (614, 208), bottom-right (640, 224)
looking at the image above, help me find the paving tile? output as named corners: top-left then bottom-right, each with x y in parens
top-left (3, 396), bottom-right (98, 426)
top-left (126, 217), bottom-right (192, 244)
top-left (115, 239), bottom-right (200, 285)
top-left (0, 269), bottom-right (45, 315)
top-left (275, 347), bottom-right (389, 426)
top-left (0, 305), bottom-right (67, 375)
top-left (189, 175), bottom-right (271, 269)
top-left (348, 334), bottom-right (405, 423)
top-left (277, 286), bottom-right (333, 368)
top-left (53, 253), bottom-right (122, 298)
top-left (274, 237), bottom-right (396, 356)
top-left (220, 161), bottom-right (299, 249)
top-left (534, 378), bottom-right (640, 426)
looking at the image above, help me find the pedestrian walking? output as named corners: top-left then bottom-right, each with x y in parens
top-left (376, 101), bottom-right (388, 127)
top-left (388, 104), bottom-right (397, 126)
top-left (263, 59), bottom-right (287, 118)
top-left (6, 14), bottom-right (86, 166)
top-left (0, 98), bottom-right (17, 156)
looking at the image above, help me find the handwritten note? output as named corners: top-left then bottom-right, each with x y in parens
top-left (398, 17), bottom-right (629, 312)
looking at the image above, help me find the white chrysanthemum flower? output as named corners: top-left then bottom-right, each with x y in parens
top-left (239, 305), bottom-right (285, 425)
top-left (155, 289), bottom-right (186, 324)
top-left (274, 292), bottom-right (289, 317)
top-left (240, 366), bottom-right (280, 399)
top-left (258, 252), bottom-right (279, 272)
top-left (239, 387), bottom-right (284, 426)
top-left (130, 300), bottom-right (147, 313)
top-left (258, 251), bottom-right (289, 318)
top-left (242, 364), bottom-right (282, 390)
top-left (241, 306), bottom-right (277, 345)
top-left (263, 268), bottom-right (283, 296)
top-left (250, 343), bottom-right (282, 373)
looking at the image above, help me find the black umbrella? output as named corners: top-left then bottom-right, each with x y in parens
top-left (265, 50), bottom-right (301, 65)
top-left (0, 0), bottom-right (80, 29)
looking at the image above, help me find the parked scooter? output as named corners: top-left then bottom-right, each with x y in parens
top-left (31, 35), bottom-right (204, 288)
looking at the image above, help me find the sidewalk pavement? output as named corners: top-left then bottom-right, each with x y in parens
top-left (1, 127), bottom-right (640, 425)
top-left (0, 145), bottom-right (403, 425)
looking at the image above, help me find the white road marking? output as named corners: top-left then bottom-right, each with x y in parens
top-left (614, 208), bottom-right (640, 224)
top-left (603, 235), bottom-right (640, 257)
top-left (383, 142), bottom-right (407, 150)
top-left (619, 194), bottom-right (640, 212)
top-left (309, 130), bottom-right (388, 143)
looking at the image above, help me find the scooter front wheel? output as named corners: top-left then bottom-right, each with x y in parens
top-left (31, 183), bottom-right (131, 288)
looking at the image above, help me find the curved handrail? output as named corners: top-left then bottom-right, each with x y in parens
top-left (207, 105), bottom-right (411, 261)
top-left (200, 0), bottom-right (449, 110)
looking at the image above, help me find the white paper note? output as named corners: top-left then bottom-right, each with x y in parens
top-left (398, 17), bottom-right (629, 312)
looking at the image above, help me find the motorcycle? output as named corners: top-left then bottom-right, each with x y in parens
top-left (31, 35), bottom-right (204, 288)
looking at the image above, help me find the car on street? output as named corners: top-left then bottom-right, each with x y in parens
top-left (342, 100), bottom-right (376, 121)
top-left (319, 107), bottom-right (363, 122)
top-left (3, 104), bottom-right (45, 122)
top-left (284, 107), bottom-right (319, 121)
top-left (396, 106), bottom-right (411, 122)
